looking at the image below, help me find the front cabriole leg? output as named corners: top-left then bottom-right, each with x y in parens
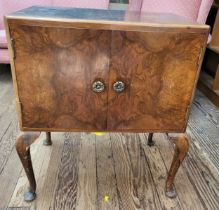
top-left (16, 132), bottom-right (41, 201)
top-left (165, 134), bottom-right (189, 198)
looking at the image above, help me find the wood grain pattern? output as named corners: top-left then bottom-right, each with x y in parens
top-left (180, 138), bottom-right (219, 210)
top-left (9, 25), bottom-right (110, 130)
top-left (96, 133), bottom-right (120, 210)
top-left (52, 133), bottom-right (80, 210)
top-left (0, 146), bottom-right (23, 210)
top-left (0, 103), bottom-right (18, 174)
top-left (75, 133), bottom-right (97, 210)
top-left (107, 31), bottom-right (206, 131)
top-left (125, 133), bottom-right (162, 210)
top-left (5, 8), bottom-right (209, 132)
top-left (33, 132), bottom-right (64, 210)
top-left (8, 23), bottom-right (208, 132)
top-left (110, 133), bottom-right (142, 210)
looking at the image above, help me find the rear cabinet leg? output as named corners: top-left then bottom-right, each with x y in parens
top-left (165, 134), bottom-right (189, 198)
top-left (147, 133), bottom-right (155, 146)
top-left (16, 132), bottom-right (41, 201)
top-left (43, 132), bottom-right (52, 146)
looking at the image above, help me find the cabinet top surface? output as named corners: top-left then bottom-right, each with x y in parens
top-left (5, 6), bottom-right (209, 30)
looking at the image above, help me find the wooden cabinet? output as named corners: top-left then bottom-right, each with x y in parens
top-left (7, 15), bottom-right (207, 132)
top-left (5, 6), bottom-right (209, 201)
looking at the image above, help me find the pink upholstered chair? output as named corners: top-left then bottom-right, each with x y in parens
top-left (129, 0), bottom-right (213, 24)
top-left (0, 0), bottom-right (110, 64)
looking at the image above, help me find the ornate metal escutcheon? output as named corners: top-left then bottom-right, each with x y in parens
top-left (113, 81), bottom-right (125, 93)
top-left (92, 81), bottom-right (105, 93)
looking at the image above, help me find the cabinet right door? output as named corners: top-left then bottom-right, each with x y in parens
top-left (107, 30), bottom-right (206, 132)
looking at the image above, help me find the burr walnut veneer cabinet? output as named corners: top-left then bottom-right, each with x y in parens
top-left (5, 6), bottom-right (209, 201)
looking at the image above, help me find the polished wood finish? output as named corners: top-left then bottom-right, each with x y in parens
top-left (165, 135), bottom-right (189, 198)
top-left (6, 10), bottom-right (208, 132)
top-left (107, 31), bottom-right (206, 131)
top-left (16, 132), bottom-right (41, 201)
top-left (4, 7), bottom-right (210, 201)
top-left (8, 25), bottom-right (110, 130)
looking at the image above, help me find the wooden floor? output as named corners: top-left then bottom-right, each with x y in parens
top-left (0, 66), bottom-right (218, 210)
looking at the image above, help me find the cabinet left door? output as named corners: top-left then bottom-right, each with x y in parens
top-left (8, 23), bottom-right (110, 131)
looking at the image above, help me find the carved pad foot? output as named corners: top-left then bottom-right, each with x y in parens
top-left (165, 187), bottom-right (176, 198)
top-left (24, 191), bottom-right (37, 202)
top-left (165, 134), bottom-right (189, 198)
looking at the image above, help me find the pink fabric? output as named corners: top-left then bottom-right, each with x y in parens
top-left (0, 0), bottom-right (52, 29)
top-left (198, 0), bottom-right (213, 23)
top-left (52, 0), bottom-right (109, 9)
top-left (0, 1), bottom-right (3, 28)
top-left (0, 49), bottom-right (9, 64)
top-left (0, 29), bottom-right (7, 48)
top-left (141, 0), bottom-right (202, 22)
top-left (140, 0), bottom-right (213, 24)
top-left (128, 0), bottom-right (143, 11)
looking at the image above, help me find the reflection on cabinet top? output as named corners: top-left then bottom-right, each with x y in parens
top-left (5, 6), bottom-right (210, 31)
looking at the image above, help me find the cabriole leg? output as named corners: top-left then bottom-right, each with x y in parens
top-left (147, 133), bottom-right (155, 146)
top-left (43, 132), bottom-right (52, 146)
top-left (16, 132), bottom-right (41, 201)
top-left (165, 134), bottom-right (189, 198)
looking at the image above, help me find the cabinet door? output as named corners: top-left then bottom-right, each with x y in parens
top-left (107, 31), bottom-right (205, 132)
top-left (9, 24), bottom-right (110, 130)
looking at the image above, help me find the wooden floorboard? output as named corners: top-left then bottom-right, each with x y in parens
top-left (96, 133), bottom-right (120, 210)
top-left (126, 133), bottom-right (162, 210)
top-left (52, 132), bottom-right (80, 210)
top-left (187, 90), bottom-right (219, 173)
top-left (75, 133), bottom-right (97, 210)
top-left (0, 66), bottom-right (219, 210)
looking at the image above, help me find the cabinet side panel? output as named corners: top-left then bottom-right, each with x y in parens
top-left (108, 30), bottom-right (207, 131)
top-left (9, 23), bottom-right (110, 130)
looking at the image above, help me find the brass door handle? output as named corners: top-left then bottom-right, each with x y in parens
top-left (92, 81), bottom-right (105, 93)
top-left (113, 81), bottom-right (125, 93)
